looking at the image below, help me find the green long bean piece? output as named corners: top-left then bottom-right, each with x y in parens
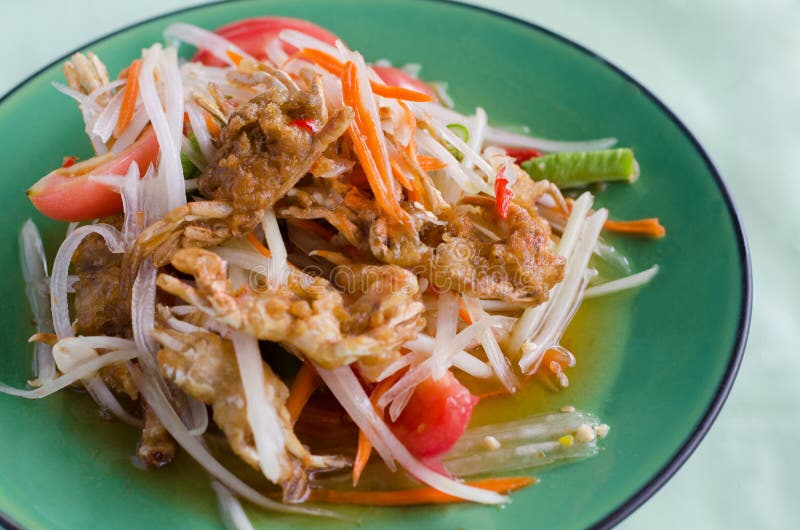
top-left (521, 148), bottom-right (639, 188)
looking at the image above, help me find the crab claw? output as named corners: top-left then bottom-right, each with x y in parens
top-left (27, 127), bottom-right (159, 222)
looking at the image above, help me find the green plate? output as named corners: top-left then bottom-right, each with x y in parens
top-left (0, 1), bottom-right (750, 529)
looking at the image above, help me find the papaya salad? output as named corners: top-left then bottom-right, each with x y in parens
top-left (3, 17), bottom-right (665, 525)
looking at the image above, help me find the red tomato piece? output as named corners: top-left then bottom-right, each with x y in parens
top-left (389, 371), bottom-right (479, 458)
top-left (192, 17), bottom-right (340, 67)
top-left (27, 127), bottom-right (159, 222)
top-left (372, 65), bottom-right (437, 99)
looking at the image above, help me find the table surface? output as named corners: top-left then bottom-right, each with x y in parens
top-left (2, 1), bottom-right (797, 528)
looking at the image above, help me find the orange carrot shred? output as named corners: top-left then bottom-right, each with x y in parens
top-left (371, 84), bottom-right (433, 102)
top-left (389, 155), bottom-right (414, 191)
top-left (397, 101), bottom-right (418, 161)
top-left (286, 218), bottom-right (335, 242)
top-left (603, 218), bottom-right (666, 238)
top-left (458, 296), bottom-right (473, 325)
top-left (204, 112), bottom-right (221, 137)
top-left (247, 232), bottom-right (271, 257)
top-left (341, 61), bottom-right (409, 226)
top-left (309, 476), bottom-right (536, 505)
top-left (299, 48), bottom-right (432, 102)
top-left (226, 50), bottom-right (244, 66)
top-left (417, 155), bottom-right (448, 171)
top-left (286, 362), bottom-right (317, 425)
top-left (353, 371), bottom-right (402, 486)
top-left (114, 59), bottom-right (142, 138)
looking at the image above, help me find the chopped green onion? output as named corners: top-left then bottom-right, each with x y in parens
top-left (447, 123), bottom-right (470, 142)
top-left (181, 133), bottom-right (201, 179)
top-left (445, 123), bottom-right (468, 161)
top-left (521, 148), bottom-right (639, 188)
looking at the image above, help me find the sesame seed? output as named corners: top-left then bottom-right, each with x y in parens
top-left (560, 405), bottom-right (576, 413)
top-left (596, 424), bottom-right (610, 439)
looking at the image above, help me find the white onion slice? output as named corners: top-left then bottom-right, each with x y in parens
top-left (416, 102), bottom-right (617, 152)
top-left (584, 265), bottom-right (659, 299)
top-left (432, 291), bottom-right (458, 379)
top-left (84, 375), bottom-right (142, 427)
top-left (92, 86), bottom-right (126, 143)
top-left (0, 348), bottom-right (137, 399)
top-left (462, 295), bottom-right (519, 392)
top-left (316, 365), bottom-right (507, 504)
top-left (278, 30), bottom-right (342, 60)
top-left (112, 106), bottom-right (150, 154)
top-left (131, 364), bottom-right (340, 518)
top-left (261, 209), bottom-right (287, 287)
top-left (518, 209), bottom-right (607, 373)
top-left (381, 316), bottom-right (506, 418)
top-left (507, 192), bottom-right (593, 356)
top-left (50, 224), bottom-right (125, 339)
top-left (139, 45), bottom-right (185, 217)
top-left (213, 247), bottom-right (273, 274)
top-left (90, 161), bottom-right (143, 245)
top-left (231, 331), bottom-right (285, 482)
top-left (416, 108), bottom-right (495, 180)
top-left (212, 482), bottom-right (256, 530)
top-left (461, 106), bottom-right (487, 170)
top-left (19, 220), bottom-right (56, 383)
top-left (185, 102), bottom-right (215, 163)
top-left (483, 127), bottom-right (618, 153)
top-left (164, 23), bottom-right (249, 66)
top-left (52, 81), bottom-right (88, 105)
top-left (415, 129), bottom-right (485, 195)
top-left (451, 352), bottom-right (492, 379)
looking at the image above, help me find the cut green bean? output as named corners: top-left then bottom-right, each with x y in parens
top-left (521, 148), bottom-right (639, 188)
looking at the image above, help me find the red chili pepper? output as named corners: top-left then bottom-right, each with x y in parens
top-left (505, 147), bottom-right (541, 165)
top-left (290, 118), bottom-right (318, 133)
top-left (494, 166), bottom-right (513, 219)
top-left (61, 156), bottom-right (77, 168)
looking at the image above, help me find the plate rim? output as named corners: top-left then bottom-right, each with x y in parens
top-left (0, 1), bottom-right (752, 529)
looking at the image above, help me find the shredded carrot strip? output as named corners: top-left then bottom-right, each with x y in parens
top-left (309, 476), bottom-right (535, 505)
top-left (286, 218), bottom-right (335, 242)
top-left (204, 112), bottom-right (221, 137)
top-left (389, 155), bottom-right (414, 191)
top-left (286, 362), bottom-right (317, 425)
top-left (398, 101), bottom-right (418, 161)
top-left (298, 48), bottom-right (344, 74)
top-left (299, 48), bottom-right (432, 102)
top-left (114, 59), bottom-right (142, 138)
top-left (372, 84), bottom-right (433, 102)
top-left (226, 50), bottom-right (244, 66)
top-left (417, 155), bottom-right (448, 171)
top-left (341, 61), bottom-right (408, 225)
top-left (604, 218), bottom-right (666, 238)
top-left (353, 372), bottom-right (402, 486)
top-left (247, 232), bottom-right (271, 257)
top-left (458, 297), bottom-right (473, 325)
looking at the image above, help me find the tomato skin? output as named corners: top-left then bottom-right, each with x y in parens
top-left (192, 17), bottom-right (340, 66)
top-left (372, 65), bottom-right (437, 99)
top-left (389, 371), bottom-right (478, 458)
top-left (27, 127), bottom-right (159, 222)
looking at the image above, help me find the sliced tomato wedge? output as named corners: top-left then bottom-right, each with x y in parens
top-left (192, 17), bottom-right (340, 66)
top-left (388, 371), bottom-right (478, 458)
top-left (27, 127), bottom-right (159, 222)
top-left (372, 65), bottom-right (437, 100)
